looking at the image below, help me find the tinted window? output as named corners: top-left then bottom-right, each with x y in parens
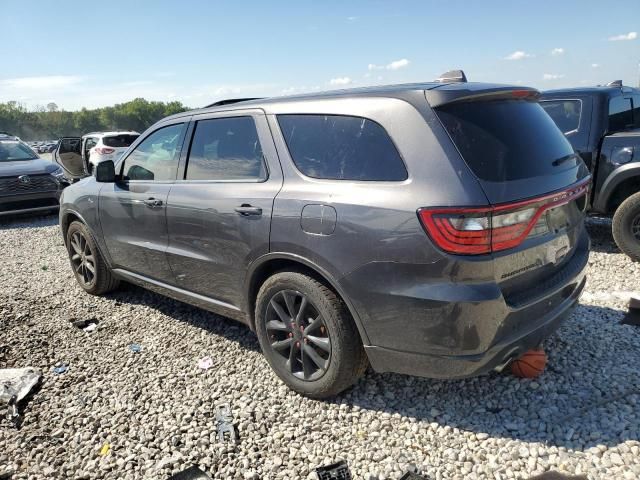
top-left (0, 139), bottom-right (37, 162)
top-left (435, 100), bottom-right (578, 182)
top-left (103, 134), bottom-right (139, 148)
top-left (122, 124), bottom-right (184, 181)
top-left (608, 97), bottom-right (633, 133)
top-left (186, 117), bottom-right (266, 181)
top-left (541, 100), bottom-right (581, 133)
top-left (633, 96), bottom-right (640, 129)
top-left (277, 114), bottom-right (407, 181)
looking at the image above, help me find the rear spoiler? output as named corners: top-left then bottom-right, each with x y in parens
top-left (426, 85), bottom-right (540, 108)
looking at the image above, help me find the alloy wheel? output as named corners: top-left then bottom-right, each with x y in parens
top-left (264, 290), bottom-right (331, 381)
top-left (69, 231), bottom-right (96, 286)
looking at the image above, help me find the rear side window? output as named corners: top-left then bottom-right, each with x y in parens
top-left (540, 100), bottom-right (581, 133)
top-left (277, 114), bottom-right (407, 181)
top-left (185, 117), bottom-right (266, 181)
top-left (435, 100), bottom-right (578, 182)
top-left (103, 134), bottom-right (139, 148)
top-left (609, 97), bottom-right (633, 133)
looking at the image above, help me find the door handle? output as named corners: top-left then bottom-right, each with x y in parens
top-left (234, 204), bottom-right (262, 216)
top-left (143, 197), bottom-right (163, 208)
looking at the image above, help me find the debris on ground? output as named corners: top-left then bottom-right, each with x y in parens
top-left (99, 443), bottom-right (111, 456)
top-left (70, 317), bottom-right (99, 333)
top-left (399, 472), bottom-right (428, 480)
top-left (128, 344), bottom-right (142, 353)
top-left (169, 466), bottom-right (212, 480)
top-left (215, 403), bottom-right (237, 443)
top-left (197, 356), bottom-right (213, 370)
top-left (315, 460), bottom-right (352, 480)
top-left (0, 367), bottom-right (41, 426)
top-left (52, 364), bottom-right (68, 375)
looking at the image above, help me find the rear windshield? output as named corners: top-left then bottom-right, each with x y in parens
top-left (435, 100), bottom-right (579, 182)
top-left (0, 140), bottom-right (38, 162)
top-left (103, 134), bottom-right (139, 148)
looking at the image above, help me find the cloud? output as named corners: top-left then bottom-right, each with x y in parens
top-left (504, 51), bottom-right (534, 60)
top-left (608, 31), bottom-right (637, 41)
top-left (368, 58), bottom-right (410, 71)
top-left (347, 16), bottom-right (358, 21)
top-left (0, 75), bottom-right (84, 89)
top-left (551, 48), bottom-right (564, 56)
top-left (543, 73), bottom-right (565, 80)
top-left (329, 77), bottom-right (352, 86)
top-left (591, 63), bottom-right (600, 68)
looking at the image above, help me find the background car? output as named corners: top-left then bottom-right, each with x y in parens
top-left (0, 133), bottom-right (68, 216)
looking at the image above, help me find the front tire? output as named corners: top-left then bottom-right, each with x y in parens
top-left (66, 221), bottom-right (119, 295)
top-left (612, 191), bottom-right (640, 262)
top-left (255, 271), bottom-right (368, 399)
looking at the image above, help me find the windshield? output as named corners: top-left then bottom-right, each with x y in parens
top-left (0, 140), bottom-right (38, 162)
top-left (103, 134), bottom-right (139, 148)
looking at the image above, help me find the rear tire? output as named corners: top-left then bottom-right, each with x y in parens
top-left (255, 271), bottom-right (368, 399)
top-left (612, 192), bottom-right (640, 262)
top-left (66, 221), bottom-right (119, 295)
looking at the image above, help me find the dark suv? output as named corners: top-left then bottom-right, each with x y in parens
top-left (57, 74), bottom-right (590, 398)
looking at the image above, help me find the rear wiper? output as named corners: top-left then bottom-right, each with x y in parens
top-left (552, 154), bottom-right (576, 167)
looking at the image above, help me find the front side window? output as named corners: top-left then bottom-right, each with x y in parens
top-left (122, 124), bottom-right (184, 181)
top-left (185, 117), bottom-right (266, 181)
top-left (541, 100), bottom-right (582, 133)
top-left (608, 96), bottom-right (633, 133)
top-left (0, 139), bottom-right (37, 162)
top-left (277, 114), bottom-right (408, 181)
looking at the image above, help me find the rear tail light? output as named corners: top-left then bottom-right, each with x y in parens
top-left (418, 179), bottom-right (590, 255)
top-left (94, 147), bottom-right (115, 155)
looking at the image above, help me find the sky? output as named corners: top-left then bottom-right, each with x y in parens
top-left (1, 0), bottom-right (639, 111)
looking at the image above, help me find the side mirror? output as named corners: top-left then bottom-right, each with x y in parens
top-left (95, 160), bottom-right (116, 183)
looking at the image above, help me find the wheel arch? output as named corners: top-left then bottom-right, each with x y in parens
top-left (605, 173), bottom-right (640, 213)
top-left (244, 253), bottom-right (370, 345)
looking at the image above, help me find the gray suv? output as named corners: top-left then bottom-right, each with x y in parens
top-left (57, 76), bottom-right (590, 398)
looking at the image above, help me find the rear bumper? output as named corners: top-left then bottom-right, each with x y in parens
top-left (341, 230), bottom-right (589, 379)
top-left (364, 275), bottom-right (584, 378)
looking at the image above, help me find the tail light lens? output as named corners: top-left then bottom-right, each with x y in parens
top-left (94, 147), bottom-right (115, 155)
top-left (418, 180), bottom-right (590, 255)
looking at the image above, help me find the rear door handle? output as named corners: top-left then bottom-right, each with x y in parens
top-left (234, 204), bottom-right (262, 216)
top-left (143, 197), bottom-right (163, 208)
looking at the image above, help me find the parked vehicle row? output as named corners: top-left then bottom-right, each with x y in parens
top-left (541, 81), bottom-right (640, 260)
top-left (56, 73), bottom-right (591, 398)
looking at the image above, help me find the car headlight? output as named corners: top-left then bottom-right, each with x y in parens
top-left (50, 166), bottom-right (68, 182)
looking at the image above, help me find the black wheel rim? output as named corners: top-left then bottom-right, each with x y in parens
top-left (265, 290), bottom-right (331, 381)
top-left (632, 213), bottom-right (640, 241)
top-left (69, 231), bottom-right (96, 286)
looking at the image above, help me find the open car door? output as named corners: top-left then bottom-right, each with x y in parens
top-left (54, 137), bottom-right (87, 180)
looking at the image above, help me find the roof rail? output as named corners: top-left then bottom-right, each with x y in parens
top-left (435, 69), bottom-right (467, 83)
top-left (606, 80), bottom-right (623, 87)
top-left (204, 98), bottom-right (263, 108)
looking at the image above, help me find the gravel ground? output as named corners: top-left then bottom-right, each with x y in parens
top-left (0, 214), bottom-right (639, 480)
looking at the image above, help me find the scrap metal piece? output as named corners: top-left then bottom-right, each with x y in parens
top-left (215, 403), bottom-right (237, 443)
top-left (169, 466), bottom-right (212, 480)
top-left (0, 367), bottom-right (41, 425)
top-left (315, 460), bottom-right (352, 480)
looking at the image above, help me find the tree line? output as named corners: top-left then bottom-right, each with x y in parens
top-left (0, 98), bottom-right (190, 141)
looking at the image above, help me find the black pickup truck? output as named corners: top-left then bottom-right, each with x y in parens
top-left (541, 81), bottom-right (640, 261)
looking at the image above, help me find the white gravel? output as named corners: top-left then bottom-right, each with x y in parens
top-left (0, 214), bottom-right (639, 480)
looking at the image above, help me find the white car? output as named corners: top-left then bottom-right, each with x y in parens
top-left (82, 131), bottom-right (140, 173)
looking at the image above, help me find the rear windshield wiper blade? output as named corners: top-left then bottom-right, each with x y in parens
top-left (552, 154), bottom-right (577, 167)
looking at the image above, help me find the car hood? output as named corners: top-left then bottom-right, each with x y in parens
top-left (0, 158), bottom-right (58, 177)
